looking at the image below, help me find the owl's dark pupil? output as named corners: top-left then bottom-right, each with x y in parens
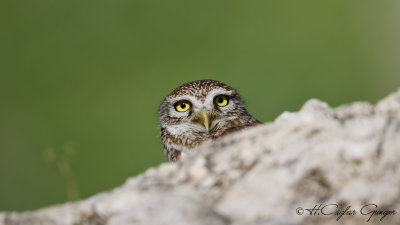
top-left (218, 98), bottom-right (223, 103)
top-left (180, 103), bottom-right (186, 108)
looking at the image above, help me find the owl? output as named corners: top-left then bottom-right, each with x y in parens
top-left (159, 80), bottom-right (261, 162)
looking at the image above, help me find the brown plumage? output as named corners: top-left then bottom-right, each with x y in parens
top-left (159, 80), bottom-right (261, 161)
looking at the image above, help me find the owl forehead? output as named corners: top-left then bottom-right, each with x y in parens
top-left (168, 80), bottom-right (234, 100)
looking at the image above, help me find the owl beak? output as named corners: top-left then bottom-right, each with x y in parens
top-left (200, 110), bottom-right (211, 131)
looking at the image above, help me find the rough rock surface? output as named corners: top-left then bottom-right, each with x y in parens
top-left (2, 90), bottom-right (400, 225)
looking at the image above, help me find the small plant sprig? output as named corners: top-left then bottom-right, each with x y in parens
top-left (43, 142), bottom-right (80, 201)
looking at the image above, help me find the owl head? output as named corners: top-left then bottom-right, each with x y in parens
top-left (159, 80), bottom-right (260, 161)
top-left (159, 80), bottom-right (255, 137)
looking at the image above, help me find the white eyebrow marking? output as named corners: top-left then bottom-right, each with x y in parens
top-left (205, 88), bottom-right (234, 104)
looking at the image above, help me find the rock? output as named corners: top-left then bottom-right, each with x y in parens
top-left (2, 90), bottom-right (400, 225)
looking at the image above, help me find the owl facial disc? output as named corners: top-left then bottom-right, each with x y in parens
top-left (159, 79), bottom-right (261, 162)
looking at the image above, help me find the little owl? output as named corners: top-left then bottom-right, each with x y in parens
top-left (159, 80), bottom-right (261, 161)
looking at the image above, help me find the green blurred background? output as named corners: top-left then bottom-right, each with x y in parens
top-left (1, 0), bottom-right (399, 211)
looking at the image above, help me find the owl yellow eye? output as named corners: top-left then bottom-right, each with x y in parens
top-left (214, 95), bottom-right (229, 107)
top-left (174, 101), bottom-right (191, 112)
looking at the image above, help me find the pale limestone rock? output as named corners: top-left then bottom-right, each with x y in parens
top-left (1, 90), bottom-right (400, 225)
